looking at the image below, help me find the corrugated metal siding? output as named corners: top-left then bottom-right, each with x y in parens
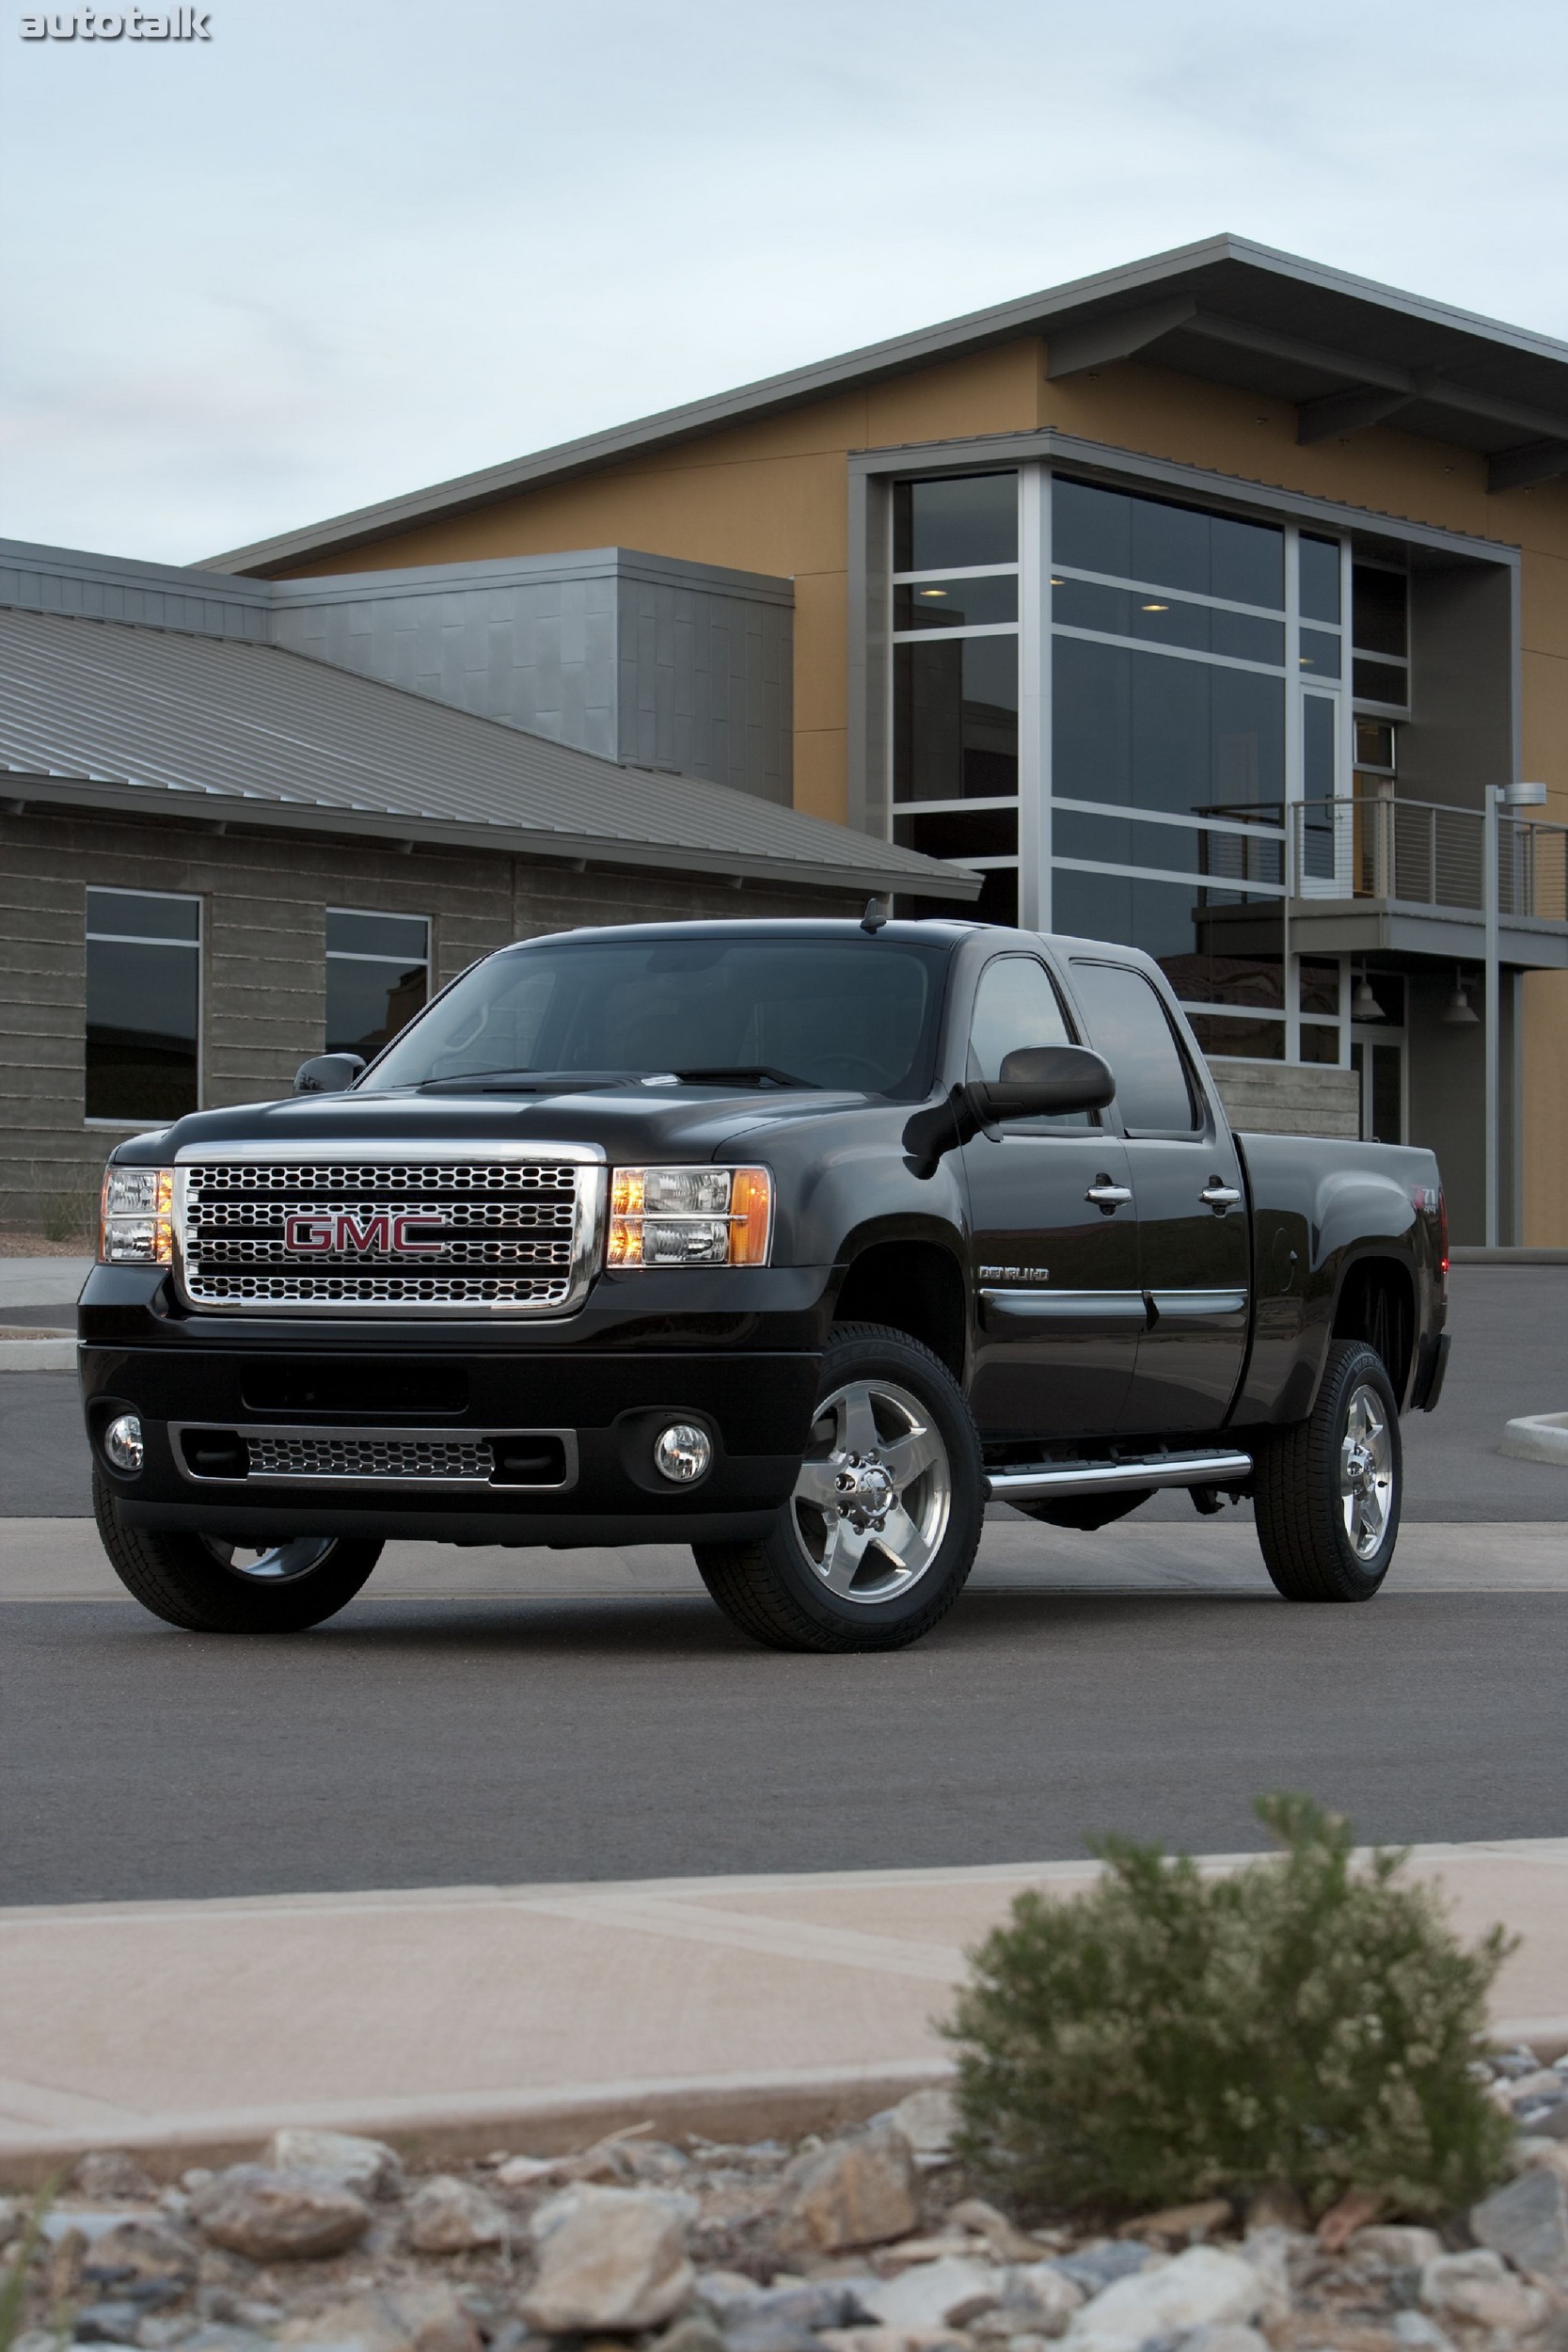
top-left (0, 541), bottom-right (270, 643)
top-left (0, 606), bottom-right (958, 895)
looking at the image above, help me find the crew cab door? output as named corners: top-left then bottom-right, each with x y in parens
top-left (960, 953), bottom-right (1143, 1440)
top-left (1067, 958), bottom-right (1250, 1436)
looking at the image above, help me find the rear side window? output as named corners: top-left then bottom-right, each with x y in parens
top-left (1069, 961), bottom-right (1197, 1134)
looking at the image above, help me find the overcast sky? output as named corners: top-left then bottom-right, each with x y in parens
top-left (4, 0), bottom-right (1566, 566)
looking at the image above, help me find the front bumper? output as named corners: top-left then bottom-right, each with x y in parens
top-left (80, 1286), bottom-right (824, 1545)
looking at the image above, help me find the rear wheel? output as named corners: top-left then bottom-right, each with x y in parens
top-left (93, 1471), bottom-right (382, 1632)
top-left (693, 1323), bottom-right (984, 1653)
top-left (1254, 1339), bottom-right (1402, 1601)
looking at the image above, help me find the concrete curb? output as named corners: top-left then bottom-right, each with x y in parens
top-left (0, 2058), bottom-right (956, 2189)
top-left (0, 1334), bottom-right (75, 1369)
top-left (1500, 1412), bottom-right (1568, 1466)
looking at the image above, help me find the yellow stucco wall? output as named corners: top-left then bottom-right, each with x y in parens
top-left (273, 334), bottom-right (1568, 1236)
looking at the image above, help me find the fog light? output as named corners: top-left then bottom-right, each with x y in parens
top-left (103, 1414), bottom-right (144, 1473)
top-left (653, 1422), bottom-right (712, 1484)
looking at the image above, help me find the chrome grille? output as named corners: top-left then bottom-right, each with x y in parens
top-left (175, 1148), bottom-right (603, 1313)
top-left (247, 1434), bottom-right (493, 1481)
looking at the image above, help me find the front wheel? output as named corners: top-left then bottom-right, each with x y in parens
top-left (1254, 1339), bottom-right (1402, 1601)
top-left (694, 1323), bottom-right (985, 1653)
top-left (93, 1471), bottom-right (383, 1632)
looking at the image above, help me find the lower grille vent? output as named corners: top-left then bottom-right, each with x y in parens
top-left (248, 1434), bottom-right (493, 1482)
top-left (173, 1422), bottom-right (576, 1490)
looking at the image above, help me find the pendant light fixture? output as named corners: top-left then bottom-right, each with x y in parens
top-left (1351, 967), bottom-right (1385, 1021)
top-left (1442, 965), bottom-right (1479, 1026)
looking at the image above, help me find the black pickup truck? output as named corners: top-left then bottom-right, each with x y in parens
top-left (83, 915), bottom-right (1449, 1652)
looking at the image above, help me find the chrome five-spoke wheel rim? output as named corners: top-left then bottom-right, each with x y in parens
top-left (200, 1537), bottom-right (337, 1583)
top-left (787, 1377), bottom-right (950, 1605)
top-left (1339, 1385), bottom-right (1394, 1560)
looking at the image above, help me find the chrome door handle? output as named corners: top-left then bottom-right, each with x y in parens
top-left (1200, 1184), bottom-right (1243, 1208)
top-left (1085, 1183), bottom-right (1132, 1207)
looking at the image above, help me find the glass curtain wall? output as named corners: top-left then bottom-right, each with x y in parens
top-left (887, 467), bottom-right (1354, 1067)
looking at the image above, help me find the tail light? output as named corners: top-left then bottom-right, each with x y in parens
top-left (1413, 1184), bottom-right (1448, 1297)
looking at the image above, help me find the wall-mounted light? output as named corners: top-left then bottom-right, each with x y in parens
top-left (1352, 970), bottom-right (1385, 1022)
top-left (1442, 967), bottom-right (1479, 1027)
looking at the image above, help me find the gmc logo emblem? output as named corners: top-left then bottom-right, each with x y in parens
top-left (283, 1211), bottom-right (448, 1256)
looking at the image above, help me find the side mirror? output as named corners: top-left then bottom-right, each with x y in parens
top-left (901, 1043), bottom-right (1115, 1176)
top-left (968, 1043), bottom-right (1116, 1124)
top-left (294, 1053), bottom-right (366, 1095)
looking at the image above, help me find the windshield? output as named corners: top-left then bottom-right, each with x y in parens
top-left (361, 934), bottom-right (951, 1098)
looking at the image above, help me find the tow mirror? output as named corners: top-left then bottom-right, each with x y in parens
top-left (294, 1053), bottom-right (366, 1095)
top-left (968, 1043), bottom-right (1116, 1123)
top-left (902, 1043), bottom-right (1115, 1176)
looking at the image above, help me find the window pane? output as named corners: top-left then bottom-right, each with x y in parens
top-left (895, 635), bottom-right (1018, 801)
top-left (1053, 636), bottom-right (1285, 821)
top-left (894, 474), bottom-right (1017, 573)
top-left (1053, 578), bottom-right (1283, 665)
top-left (1300, 535), bottom-right (1341, 623)
top-left (894, 576), bottom-right (1018, 630)
top-left (1299, 960), bottom-right (1339, 1016)
top-left (894, 806), bottom-right (1018, 860)
top-left (1056, 867), bottom-right (1283, 1009)
top-left (1300, 1022), bottom-right (1342, 1064)
top-left (1298, 628), bottom-right (1341, 679)
top-left (86, 938), bottom-right (198, 1120)
top-left (1186, 1012), bottom-right (1286, 1061)
top-left (86, 888), bottom-right (199, 943)
top-left (1354, 719), bottom-right (1396, 770)
top-left (1352, 565), bottom-right (1408, 658)
top-left (1069, 959), bottom-right (1196, 1131)
top-left (1053, 479), bottom-right (1283, 609)
top-left (1304, 695), bottom-right (1338, 798)
top-left (326, 958), bottom-right (429, 1057)
top-left (913, 868), bottom-right (1018, 927)
top-left (1370, 1043), bottom-right (1403, 1143)
top-left (969, 957), bottom-right (1074, 1075)
top-left (325, 910), bottom-right (430, 960)
top-left (1054, 808), bottom-right (1283, 889)
top-left (1352, 657), bottom-right (1408, 707)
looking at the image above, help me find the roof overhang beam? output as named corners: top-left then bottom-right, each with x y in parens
top-left (1296, 385), bottom-right (1414, 444)
top-left (1045, 296), bottom-right (1198, 378)
top-left (1488, 440), bottom-right (1568, 494)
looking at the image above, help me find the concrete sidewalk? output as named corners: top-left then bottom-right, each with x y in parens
top-left (6, 1514), bottom-right (1568, 1601)
top-left (1, 1845), bottom-right (1563, 2181)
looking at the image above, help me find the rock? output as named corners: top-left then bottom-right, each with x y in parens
top-left (998, 2262), bottom-right (1085, 2335)
top-left (1470, 2163), bottom-right (1568, 2280)
top-left (949, 2199), bottom-right (1046, 2262)
top-left (280, 2283), bottom-right (483, 2352)
top-left (1242, 2185), bottom-right (1307, 2234)
top-left (522, 2185), bottom-right (696, 2335)
top-left (1055, 2246), bottom-right (1152, 2296)
top-left (857, 2258), bottom-right (1001, 2331)
top-left (72, 2156), bottom-right (161, 2204)
top-left (1525, 2098), bottom-right (1568, 2140)
top-left (706, 2283), bottom-right (879, 2334)
top-left (83, 2220), bottom-right (200, 2287)
top-left (653, 2321), bottom-right (725, 2352)
top-left (188, 2167), bottom-right (372, 2262)
top-left (1315, 2187), bottom-right (1384, 2250)
top-left (1175, 2330), bottom-right (1269, 2352)
top-left (776, 2129), bottom-right (920, 2255)
top-left (816, 2331), bottom-right (965, 2352)
top-left (888, 2091), bottom-right (958, 2163)
top-left (1117, 2201), bottom-right (1231, 2249)
top-left (1232, 2228), bottom-right (1291, 2328)
top-left (723, 2324), bottom-right (829, 2352)
top-left (269, 2130), bottom-right (403, 2201)
top-left (1349, 2225), bottom-right (1445, 2269)
top-left (1420, 2249), bottom-right (1549, 2333)
top-left (404, 2177), bottom-right (509, 2255)
top-left (1063, 2247), bottom-right (1264, 2352)
top-left (71, 2301), bottom-right (147, 2343)
top-left (1391, 2316), bottom-right (1452, 2352)
top-left (493, 2155), bottom-right (561, 2190)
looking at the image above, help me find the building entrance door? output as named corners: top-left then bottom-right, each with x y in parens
top-left (1351, 1033), bottom-right (1405, 1142)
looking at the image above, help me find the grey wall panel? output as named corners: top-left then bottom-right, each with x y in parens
top-left (615, 568), bottom-right (793, 803)
top-left (0, 539), bottom-right (270, 642)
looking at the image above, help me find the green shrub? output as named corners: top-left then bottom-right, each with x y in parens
top-left (944, 1794), bottom-right (1514, 2218)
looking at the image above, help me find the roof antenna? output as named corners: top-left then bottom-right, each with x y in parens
top-left (861, 896), bottom-right (889, 933)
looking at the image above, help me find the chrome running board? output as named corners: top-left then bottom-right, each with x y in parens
top-left (987, 1448), bottom-right (1253, 1503)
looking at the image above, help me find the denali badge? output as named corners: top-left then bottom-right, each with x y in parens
top-left (283, 1211), bottom-right (449, 1255)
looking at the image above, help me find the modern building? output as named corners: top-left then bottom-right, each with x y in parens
top-left (6, 234), bottom-right (1568, 1241)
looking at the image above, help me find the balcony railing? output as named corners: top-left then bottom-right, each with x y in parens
top-left (1291, 794), bottom-right (1568, 925)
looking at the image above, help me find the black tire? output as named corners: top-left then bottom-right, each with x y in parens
top-left (93, 1471), bottom-right (383, 1633)
top-left (693, 1322), bottom-right (985, 1653)
top-left (1254, 1339), bottom-right (1402, 1601)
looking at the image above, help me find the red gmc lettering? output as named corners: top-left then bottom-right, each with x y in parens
top-left (284, 1213), bottom-right (337, 1254)
top-left (389, 1214), bottom-right (448, 1254)
top-left (283, 1211), bottom-right (446, 1255)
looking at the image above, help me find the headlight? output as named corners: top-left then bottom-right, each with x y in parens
top-left (608, 1166), bottom-right (772, 1267)
top-left (100, 1165), bottom-right (175, 1264)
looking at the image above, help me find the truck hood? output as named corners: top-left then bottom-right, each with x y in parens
top-left (116, 1080), bottom-right (882, 1164)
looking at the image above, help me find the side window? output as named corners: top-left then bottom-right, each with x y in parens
top-left (1069, 961), bottom-right (1197, 1135)
top-left (967, 956), bottom-right (1090, 1129)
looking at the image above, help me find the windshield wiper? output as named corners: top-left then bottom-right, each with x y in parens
top-left (670, 1065), bottom-right (809, 1089)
